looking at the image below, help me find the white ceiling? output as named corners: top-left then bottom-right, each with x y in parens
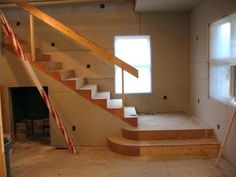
top-left (0, 0), bottom-right (204, 11)
top-left (135, 0), bottom-right (204, 12)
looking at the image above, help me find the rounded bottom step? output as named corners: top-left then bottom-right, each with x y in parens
top-left (107, 134), bottom-right (220, 156)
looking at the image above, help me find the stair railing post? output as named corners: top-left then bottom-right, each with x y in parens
top-left (122, 69), bottom-right (125, 116)
top-left (29, 14), bottom-right (36, 62)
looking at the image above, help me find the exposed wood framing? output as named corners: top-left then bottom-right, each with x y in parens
top-left (29, 14), bottom-right (36, 62)
top-left (0, 0), bottom-right (133, 8)
top-left (121, 69), bottom-right (125, 116)
top-left (0, 86), bottom-right (7, 177)
top-left (17, 2), bottom-right (139, 78)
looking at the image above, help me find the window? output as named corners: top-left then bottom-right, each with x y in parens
top-left (209, 12), bottom-right (236, 105)
top-left (114, 36), bottom-right (151, 94)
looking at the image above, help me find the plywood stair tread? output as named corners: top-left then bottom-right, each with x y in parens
top-left (124, 106), bottom-right (137, 118)
top-left (65, 77), bottom-right (85, 81)
top-left (129, 114), bottom-right (205, 130)
top-left (79, 84), bottom-right (97, 90)
top-left (93, 92), bottom-right (110, 100)
top-left (107, 99), bottom-right (122, 109)
top-left (49, 69), bottom-right (73, 72)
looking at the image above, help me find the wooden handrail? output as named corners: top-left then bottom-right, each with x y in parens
top-left (29, 14), bottom-right (36, 62)
top-left (17, 2), bottom-right (139, 78)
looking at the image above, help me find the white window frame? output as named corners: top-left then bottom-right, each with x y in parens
top-left (209, 12), bottom-right (236, 106)
top-left (114, 35), bottom-right (152, 94)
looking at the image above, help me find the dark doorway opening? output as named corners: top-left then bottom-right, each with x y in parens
top-left (10, 87), bottom-right (50, 144)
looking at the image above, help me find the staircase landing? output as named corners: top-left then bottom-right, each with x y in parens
top-left (108, 113), bottom-right (220, 156)
top-left (129, 113), bottom-right (204, 130)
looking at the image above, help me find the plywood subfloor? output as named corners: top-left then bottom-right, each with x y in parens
top-left (10, 140), bottom-right (234, 177)
top-left (128, 113), bottom-right (205, 130)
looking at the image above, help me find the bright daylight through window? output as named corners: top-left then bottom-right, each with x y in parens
top-left (114, 36), bottom-right (151, 94)
top-left (209, 12), bottom-right (236, 105)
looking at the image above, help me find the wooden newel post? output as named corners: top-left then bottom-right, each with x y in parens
top-left (121, 69), bottom-right (125, 116)
top-left (29, 14), bottom-right (36, 62)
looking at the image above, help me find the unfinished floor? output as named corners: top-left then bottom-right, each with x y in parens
top-left (9, 114), bottom-right (236, 177)
top-left (11, 140), bottom-right (236, 177)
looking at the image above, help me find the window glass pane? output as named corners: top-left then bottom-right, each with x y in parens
top-left (231, 17), bottom-right (236, 58)
top-left (114, 36), bottom-right (151, 94)
top-left (114, 36), bottom-right (151, 65)
top-left (210, 65), bottom-right (230, 101)
top-left (115, 66), bottom-right (151, 93)
top-left (210, 22), bottom-right (231, 60)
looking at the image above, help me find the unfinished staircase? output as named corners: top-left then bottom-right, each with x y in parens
top-left (108, 114), bottom-right (220, 156)
top-left (2, 34), bottom-right (137, 127)
top-left (28, 52), bottom-right (138, 127)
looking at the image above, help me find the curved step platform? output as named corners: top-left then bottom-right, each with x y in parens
top-left (108, 114), bottom-right (220, 156)
top-left (108, 134), bottom-right (219, 156)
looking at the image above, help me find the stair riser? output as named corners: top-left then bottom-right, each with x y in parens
top-left (92, 99), bottom-right (107, 108)
top-left (33, 62), bottom-right (63, 71)
top-left (122, 129), bottom-right (215, 140)
top-left (61, 80), bottom-right (76, 90)
top-left (36, 54), bottom-right (51, 61)
top-left (140, 145), bottom-right (220, 156)
top-left (47, 71), bottom-right (61, 81)
top-left (107, 140), bottom-right (139, 156)
top-left (77, 90), bottom-right (92, 99)
top-left (32, 62), bottom-right (48, 71)
top-left (107, 108), bottom-right (123, 117)
top-left (122, 118), bottom-right (138, 127)
top-left (46, 63), bottom-right (63, 70)
top-left (108, 139), bottom-right (220, 156)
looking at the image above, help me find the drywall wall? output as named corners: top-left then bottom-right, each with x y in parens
top-left (2, 1), bottom-right (189, 114)
top-left (190, 0), bottom-right (236, 167)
